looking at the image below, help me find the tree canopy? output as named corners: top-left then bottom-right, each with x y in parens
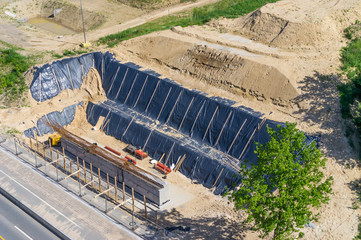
top-left (227, 122), bottom-right (333, 240)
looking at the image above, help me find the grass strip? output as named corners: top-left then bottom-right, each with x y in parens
top-left (0, 48), bottom-right (31, 101)
top-left (98, 0), bottom-right (279, 47)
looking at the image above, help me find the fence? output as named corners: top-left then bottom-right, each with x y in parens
top-left (0, 134), bottom-right (180, 239)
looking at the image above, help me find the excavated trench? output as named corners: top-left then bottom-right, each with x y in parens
top-left (25, 52), bottom-right (285, 195)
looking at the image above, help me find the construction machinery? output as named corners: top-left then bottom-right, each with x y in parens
top-left (49, 133), bottom-right (61, 146)
top-left (124, 144), bottom-right (148, 159)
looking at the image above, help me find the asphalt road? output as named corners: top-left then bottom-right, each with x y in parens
top-left (0, 194), bottom-right (59, 240)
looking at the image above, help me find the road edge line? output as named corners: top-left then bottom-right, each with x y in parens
top-left (0, 186), bottom-right (71, 240)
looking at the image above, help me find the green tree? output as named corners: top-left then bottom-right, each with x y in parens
top-left (227, 122), bottom-right (333, 240)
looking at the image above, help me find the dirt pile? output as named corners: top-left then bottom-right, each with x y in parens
top-left (214, 0), bottom-right (361, 50)
top-left (41, 0), bottom-right (106, 32)
top-left (125, 33), bottom-right (299, 106)
top-left (80, 67), bottom-right (106, 102)
top-left (177, 45), bottom-right (298, 105)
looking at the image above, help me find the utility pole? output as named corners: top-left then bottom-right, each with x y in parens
top-left (80, 0), bottom-right (90, 47)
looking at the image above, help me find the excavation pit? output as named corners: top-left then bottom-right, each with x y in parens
top-left (25, 52), bottom-right (286, 204)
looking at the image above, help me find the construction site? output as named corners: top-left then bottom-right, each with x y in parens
top-left (1, 0), bottom-right (361, 239)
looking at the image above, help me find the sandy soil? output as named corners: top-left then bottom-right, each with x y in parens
top-left (0, 0), bottom-right (220, 51)
top-left (1, 0), bottom-right (361, 239)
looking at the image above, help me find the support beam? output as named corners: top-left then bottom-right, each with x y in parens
top-left (81, 179), bottom-right (95, 189)
top-left (178, 97), bottom-right (194, 131)
top-left (144, 195), bottom-right (147, 219)
top-left (109, 198), bottom-right (132, 212)
top-left (77, 157), bottom-right (80, 179)
top-left (227, 119), bottom-right (247, 154)
top-left (35, 133), bottom-right (39, 153)
top-left (145, 81), bottom-right (160, 113)
top-left (106, 173), bottom-right (110, 197)
top-left (39, 75), bottom-right (42, 102)
top-left (174, 154), bottom-right (186, 172)
top-left (94, 187), bottom-right (114, 198)
top-left (134, 76), bottom-right (148, 108)
top-left (132, 188), bottom-right (135, 212)
top-left (202, 106), bottom-right (219, 141)
top-left (143, 129), bottom-right (153, 150)
top-left (166, 90), bottom-right (182, 124)
top-left (114, 176), bottom-right (117, 202)
top-left (62, 147), bottom-right (66, 170)
top-left (164, 142), bottom-right (175, 166)
top-left (114, 68), bottom-right (129, 100)
top-left (121, 118), bottom-right (133, 139)
top-left (214, 111), bottom-right (232, 146)
top-left (124, 73), bottom-right (138, 104)
top-left (90, 163), bottom-right (94, 188)
top-left (190, 101), bottom-right (205, 134)
top-left (98, 168), bottom-right (101, 192)
top-left (212, 168), bottom-right (224, 189)
top-left (62, 169), bottom-right (82, 181)
top-left (51, 67), bottom-right (61, 92)
top-left (107, 66), bottom-right (120, 95)
top-left (83, 159), bottom-right (87, 183)
top-left (66, 64), bottom-right (74, 90)
top-left (122, 182), bottom-right (125, 202)
top-left (156, 87), bottom-right (172, 121)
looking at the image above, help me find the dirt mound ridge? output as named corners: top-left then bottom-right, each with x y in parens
top-left (41, 0), bottom-right (106, 32)
top-left (124, 33), bottom-right (299, 106)
top-left (222, 0), bottom-right (361, 50)
top-left (177, 45), bottom-right (298, 105)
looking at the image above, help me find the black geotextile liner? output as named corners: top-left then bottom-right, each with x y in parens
top-left (30, 54), bottom-right (94, 102)
top-left (24, 102), bottom-right (83, 138)
top-left (28, 52), bottom-right (317, 194)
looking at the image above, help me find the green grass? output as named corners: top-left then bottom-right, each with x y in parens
top-left (98, 0), bottom-right (279, 47)
top-left (6, 127), bottom-right (21, 135)
top-left (0, 48), bottom-right (32, 101)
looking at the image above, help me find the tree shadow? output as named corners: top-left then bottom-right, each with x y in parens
top-left (293, 71), bottom-right (358, 166)
top-left (348, 178), bottom-right (361, 200)
top-left (150, 208), bottom-right (248, 239)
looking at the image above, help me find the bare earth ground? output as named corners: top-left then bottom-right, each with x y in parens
top-left (1, 0), bottom-right (361, 239)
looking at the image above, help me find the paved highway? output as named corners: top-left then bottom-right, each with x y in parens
top-left (0, 193), bottom-right (59, 240)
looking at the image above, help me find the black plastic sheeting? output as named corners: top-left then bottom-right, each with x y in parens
top-left (30, 55), bottom-right (94, 102)
top-left (27, 52), bottom-right (316, 194)
top-left (24, 102), bottom-right (83, 138)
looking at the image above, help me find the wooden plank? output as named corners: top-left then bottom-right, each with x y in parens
top-left (202, 106), bottom-right (219, 141)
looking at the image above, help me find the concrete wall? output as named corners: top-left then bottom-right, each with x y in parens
top-left (61, 138), bottom-right (169, 206)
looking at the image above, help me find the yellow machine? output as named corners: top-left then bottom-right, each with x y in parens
top-left (49, 133), bottom-right (61, 146)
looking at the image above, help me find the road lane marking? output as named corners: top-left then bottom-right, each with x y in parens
top-left (0, 169), bottom-right (79, 227)
top-left (14, 226), bottom-right (33, 240)
top-left (0, 235), bottom-right (5, 240)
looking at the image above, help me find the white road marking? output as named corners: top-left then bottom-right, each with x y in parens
top-left (14, 225), bottom-right (33, 240)
top-left (0, 168), bottom-right (79, 227)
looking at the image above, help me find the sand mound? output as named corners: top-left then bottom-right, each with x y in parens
top-left (125, 33), bottom-right (298, 106)
top-left (219, 0), bottom-right (361, 50)
top-left (80, 67), bottom-right (106, 102)
top-left (41, 0), bottom-right (106, 32)
top-left (178, 45), bottom-right (298, 105)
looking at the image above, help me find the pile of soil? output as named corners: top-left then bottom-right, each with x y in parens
top-left (41, 0), bottom-right (106, 32)
top-left (214, 0), bottom-right (361, 51)
top-left (124, 32), bottom-right (299, 106)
